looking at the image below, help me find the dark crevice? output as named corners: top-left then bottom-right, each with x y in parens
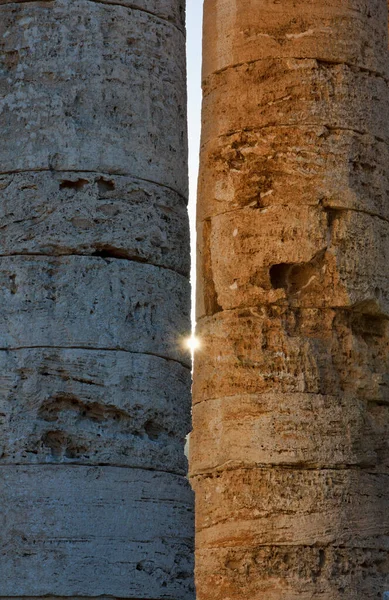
top-left (210, 124), bottom-right (389, 153)
top-left (319, 201), bottom-right (347, 230)
top-left (269, 263), bottom-right (290, 290)
top-left (269, 249), bottom-right (327, 298)
top-left (96, 176), bottom-right (115, 193)
top-left (0, 463), bottom-right (192, 483)
top-left (206, 55), bottom-right (389, 86)
top-left (38, 394), bottom-right (130, 424)
top-left (0, 168), bottom-right (187, 202)
top-left (144, 419), bottom-right (166, 441)
top-left (91, 245), bottom-right (142, 261)
top-left (202, 219), bottom-right (222, 316)
top-left (60, 178), bottom-right (89, 190)
top-left (192, 464), bottom-right (389, 479)
top-left (348, 303), bottom-right (388, 339)
top-left (0, 251), bottom-right (188, 278)
top-left (0, 345), bottom-right (191, 369)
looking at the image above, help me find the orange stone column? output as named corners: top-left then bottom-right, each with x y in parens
top-left (191, 1), bottom-right (389, 598)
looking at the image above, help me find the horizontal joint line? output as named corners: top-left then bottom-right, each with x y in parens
top-left (0, 168), bottom-right (187, 203)
top-left (0, 345), bottom-right (191, 369)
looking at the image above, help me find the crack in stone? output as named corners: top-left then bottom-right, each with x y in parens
top-left (197, 303), bottom-right (389, 321)
top-left (0, 168), bottom-right (187, 203)
top-left (199, 202), bottom-right (389, 226)
top-left (204, 56), bottom-right (389, 85)
top-left (0, 252), bottom-right (189, 278)
top-left (0, 346), bottom-right (191, 370)
top-left (191, 464), bottom-right (389, 479)
top-left (204, 123), bottom-right (389, 149)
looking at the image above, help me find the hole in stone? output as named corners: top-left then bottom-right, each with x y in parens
top-left (269, 263), bottom-right (290, 289)
top-left (350, 311), bottom-right (387, 338)
top-left (92, 245), bottom-right (130, 260)
top-left (270, 251), bottom-right (326, 297)
top-left (97, 177), bottom-right (115, 193)
top-left (60, 178), bottom-right (89, 190)
top-left (144, 419), bottom-right (165, 441)
top-left (42, 430), bottom-right (66, 458)
top-left (65, 443), bottom-right (89, 459)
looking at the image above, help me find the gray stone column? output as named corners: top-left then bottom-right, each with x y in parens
top-left (0, 1), bottom-right (193, 598)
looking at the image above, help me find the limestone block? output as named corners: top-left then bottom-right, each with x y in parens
top-left (0, 0), bottom-right (186, 29)
top-left (193, 468), bottom-right (389, 547)
top-left (0, 256), bottom-right (191, 364)
top-left (0, 0), bottom-right (187, 195)
top-left (0, 348), bottom-right (190, 472)
top-left (203, 0), bottom-right (388, 79)
top-left (198, 128), bottom-right (389, 222)
top-left (191, 393), bottom-right (389, 474)
top-left (0, 172), bottom-right (190, 276)
top-left (197, 206), bottom-right (389, 316)
top-left (193, 308), bottom-right (389, 403)
top-left (0, 466), bottom-right (194, 598)
top-left (195, 546), bottom-right (389, 600)
top-left (202, 60), bottom-right (389, 147)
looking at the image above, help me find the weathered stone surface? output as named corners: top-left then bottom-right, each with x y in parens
top-left (194, 307), bottom-right (389, 403)
top-left (0, 171), bottom-right (190, 275)
top-left (197, 206), bottom-right (389, 317)
top-left (0, 256), bottom-right (190, 364)
top-left (194, 1), bottom-right (389, 597)
top-left (193, 468), bottom-right (389, 547)
top-left (195, 546), bottom-right (389, 600)
top-left (0, 466), bottom-right (194, 598)
top-left (203, 0), bottom-right (389, 78)
top-left (202, 60), bottom-right (389, 147)
top-left (198, 128), bottom-right (389, 222)
top-left (0, 348), bottom-right (190, 473)
top-left (0, 0), bottom-right (186, 30)
top-left (0, 0), bottom-right (187, 194)
top-left (191, 394), bottom-right (389, 474)
top-left (0, 0), bottom-right (192, 595)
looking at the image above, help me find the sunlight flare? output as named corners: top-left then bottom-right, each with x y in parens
top-left (184, 334), bottom-right (201, 353)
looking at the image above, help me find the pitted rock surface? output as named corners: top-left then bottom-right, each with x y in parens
top-left (0, 0), bottom-right (193, 597)
top-left (192, 1), bottom-right (389, 598)
top-left (0, 0), bottom-right (187, 194)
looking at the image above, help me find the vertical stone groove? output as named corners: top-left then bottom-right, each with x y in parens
top-left (192, 1), bottom-right (389, 598)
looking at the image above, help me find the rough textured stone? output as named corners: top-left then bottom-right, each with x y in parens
top-left (0, 0), bottom-right (187, 195)
top-left (193, 1), bottom-right (389, 598)
top-left (194, 308), bottom-right (389, 403)
top-left (197, 207), bottom-right (389, 317)
top-left (203, 0), bottom-right (389, 78)
top-left (198, 128), bottom-right (389, 222)
top-left (202, 60), bottom-right (389, 147)
top-left (193, 468), bottom-right (389, 547)
top-left (0, 0), bottom-right (186, 30)
top-left (0, 466), bottom-right (194, 598)
top-left (0, 172), bottom-right (190, 275)
top-left (0, 255), bottom-right (190, 363)
top-left (0, 348), bottom-right (190, 473)
top-left (192, 394), bottom-right (389, 473)
top-left (0, 0), bottom-right (193, 597)
top-left (195, 546), bottom-right (389, 600)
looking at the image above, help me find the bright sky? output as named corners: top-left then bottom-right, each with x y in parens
top-left (186, 0), bottom-right (203, 327)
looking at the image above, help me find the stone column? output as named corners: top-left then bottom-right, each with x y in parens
top-left (192, 1), bottom-right (389, 598)
top-left (0, 1), bottom-right (193, 598)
